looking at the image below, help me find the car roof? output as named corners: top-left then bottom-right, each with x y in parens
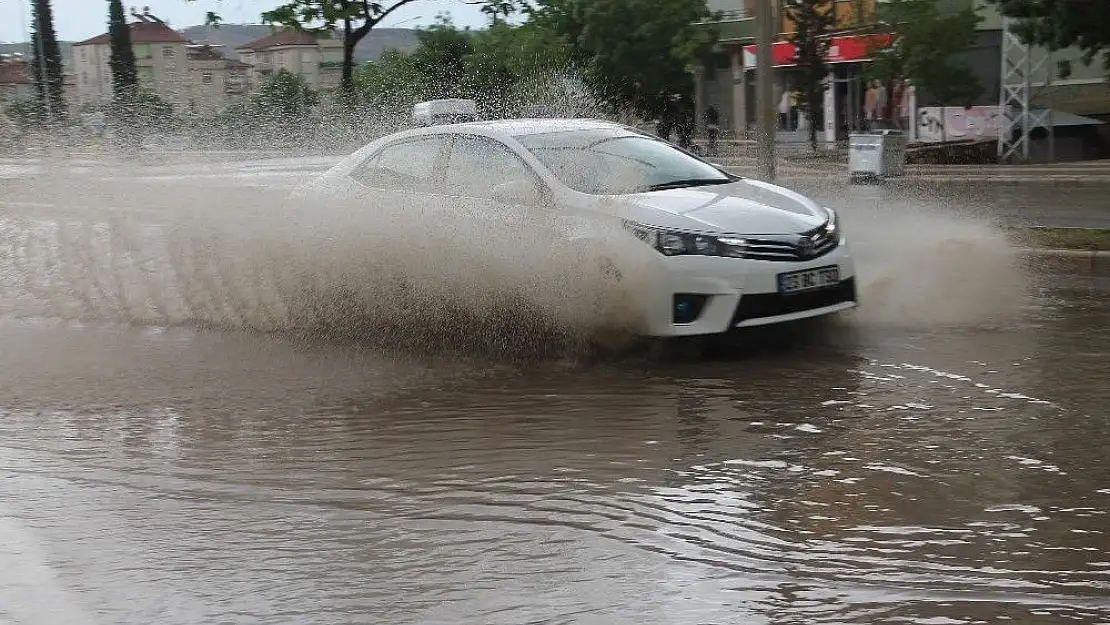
top-left (394, 117), bottom-right (633, 141)
top-left (455, 118), bottom-right (629, 136)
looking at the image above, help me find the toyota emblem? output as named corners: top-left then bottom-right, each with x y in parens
top-left (795, 236), bottom-right (815, 257)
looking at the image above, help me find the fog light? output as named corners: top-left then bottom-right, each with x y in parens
top-left (673, 294), bottom-right (708, 324)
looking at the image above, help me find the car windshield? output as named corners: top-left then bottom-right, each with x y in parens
top-left (514, 128), bottom-right (733, 195)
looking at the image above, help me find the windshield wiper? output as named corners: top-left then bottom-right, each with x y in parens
top-left (647, 178), bottom-right (732, 192)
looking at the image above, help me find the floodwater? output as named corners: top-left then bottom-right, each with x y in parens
top-left (1, 156), bottom-right (1108, 625)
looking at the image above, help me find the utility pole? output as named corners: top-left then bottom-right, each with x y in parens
top-left (755, 0), bottom-right (776, 180)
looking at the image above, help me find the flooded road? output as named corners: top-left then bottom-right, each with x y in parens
top-left (1, 277), bottom-right (1107, 625)
top-left (0, 157), bottom-right (1108, 624)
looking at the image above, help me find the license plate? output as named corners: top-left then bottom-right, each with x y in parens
top-left (778, 265), bottom-right (840, 295)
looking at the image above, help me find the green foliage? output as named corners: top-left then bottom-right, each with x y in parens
top-left (865, 0), bottom-right (982, 114)
top-left (356, 18), bottom-right (574, 120)
top-left (407, 16), bottom-right (476, 100)
top-left (985, 0), bottom-right (1110, 80)
top-left (195, 69), bottom-right (320, 147)
top-left (252, 68), bottom-right (321, 120)
top-left (111, 87), bottom-right (174, 129)
top-left (108, 0), bottom-right (138, 96)
top-left (785, 0), bottom-right (836, 150)
top-left (528, 0), bottom-right (718, 119)
top-left (250, 0), bottom-right (524, 98)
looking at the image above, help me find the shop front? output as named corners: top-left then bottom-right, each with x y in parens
top-left (738, 33), bottom-right (898, 142)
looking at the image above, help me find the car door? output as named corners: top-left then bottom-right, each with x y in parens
top-left (441, 134), bottom-right (563, 230)
top-left (347, 134), bottom-right (450, 205)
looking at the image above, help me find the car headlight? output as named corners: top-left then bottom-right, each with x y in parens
top-left (823, 207), bottom-right (842, 242)
top-left (622, 220), bottom-right (748, 258)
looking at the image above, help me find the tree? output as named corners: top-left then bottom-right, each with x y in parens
top-left (29, 0), bottom-right (66, 123)
top-left (358, 49), bottom-right (424, 118)
top-left (465, 21), bottom-right (570, 117)
top-left (985, 0), bottom-right (1110, 81)
top-left (253, 68), bottom-right (320, 122)
top-left (863, 0), bottom-right (982, 141)
top-left (355, 19), bottom-right (572, 120)
top-left (784, 0), bottom-right (836, 151)
top-left (258, 0), bottom-right (522, 100)
top-left (107, 0), bottom-right (139, 98)
top-left (529, 0), bottom-right (718, 121)
top-left (406, 16), bottom-right (475, 100)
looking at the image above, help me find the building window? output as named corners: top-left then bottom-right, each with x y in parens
top-left (162, 46), bottom-right (174, 58)
top-left (80, 47), bottom-right (87, 60)
top-left (202, 72), bottom-right (213, 84)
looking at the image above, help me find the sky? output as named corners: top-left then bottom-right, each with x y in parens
top-left (0, 0), bottom-right (490, 43)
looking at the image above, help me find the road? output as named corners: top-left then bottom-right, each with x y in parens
top-left (0, 152), bottom-right (1107, 624)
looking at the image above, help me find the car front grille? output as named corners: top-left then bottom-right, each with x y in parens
top-left (728, 226), bottom-right (839, 262)
top-left (730, 277), bottom-right (856, 325)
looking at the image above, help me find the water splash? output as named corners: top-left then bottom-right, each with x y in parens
top-left (0, 173), bottom-right (656, 358)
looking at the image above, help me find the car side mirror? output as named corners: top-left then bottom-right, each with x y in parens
top-left (491, 179), bottom-right (545, 206)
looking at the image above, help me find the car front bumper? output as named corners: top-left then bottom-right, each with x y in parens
top-left (637, 239), bottom-right (858, 337)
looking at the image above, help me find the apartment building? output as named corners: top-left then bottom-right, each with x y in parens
top-left (235, 29), bottom-right (344, 91)
top-left (72, 9), bottom-right (257, 114)
top-left (72, 12), bottom-right (190, 110)
top-left (185, 43), bottom-right (251, 114)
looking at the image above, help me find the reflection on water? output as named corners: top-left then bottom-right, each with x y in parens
top-left (0, 277), bottom-right (1107, 625)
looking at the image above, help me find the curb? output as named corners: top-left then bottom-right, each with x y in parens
top-left (1020, 248), bottom-right (1110, 258)
top-left (720, 168), bottom-right (1110, 184)
top-left (1019, 247), bottom-right (1109, 276)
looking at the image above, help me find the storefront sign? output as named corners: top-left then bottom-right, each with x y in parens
top-left (742, 34), bottom-right (894, 69)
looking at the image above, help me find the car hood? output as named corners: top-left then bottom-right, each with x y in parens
top-left (614, 179), bottom-right (827, 234)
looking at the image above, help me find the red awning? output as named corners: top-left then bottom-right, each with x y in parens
top-left (742, 33), bottom-right (895, 69)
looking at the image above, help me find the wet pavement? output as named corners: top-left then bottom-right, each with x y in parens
top-left (0, 155), bottom-right (1108, 624)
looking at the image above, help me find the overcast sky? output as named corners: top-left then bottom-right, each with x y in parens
top-left (0, 0), bottom-right (489, 43)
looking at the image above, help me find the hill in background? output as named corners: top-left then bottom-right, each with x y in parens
top-left (0, 24), bottom-right (420, 68)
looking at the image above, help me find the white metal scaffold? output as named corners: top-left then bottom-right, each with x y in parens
top-left (998, 16), bottom-right (1055, 163)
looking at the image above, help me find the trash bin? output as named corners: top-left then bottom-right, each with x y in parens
top-left (848, 130), bottom-right (907, 183)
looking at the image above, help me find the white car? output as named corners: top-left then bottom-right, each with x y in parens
top-left (302, 118), bottom-right (857, 338)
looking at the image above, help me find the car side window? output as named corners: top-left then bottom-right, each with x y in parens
top-left (445, 136), bottom-right (541, 201)
top-left (350, 136), bottom-right (446, 192)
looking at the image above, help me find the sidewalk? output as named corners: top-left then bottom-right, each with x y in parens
top-left (716, 156), bottom-right (1110, 183)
